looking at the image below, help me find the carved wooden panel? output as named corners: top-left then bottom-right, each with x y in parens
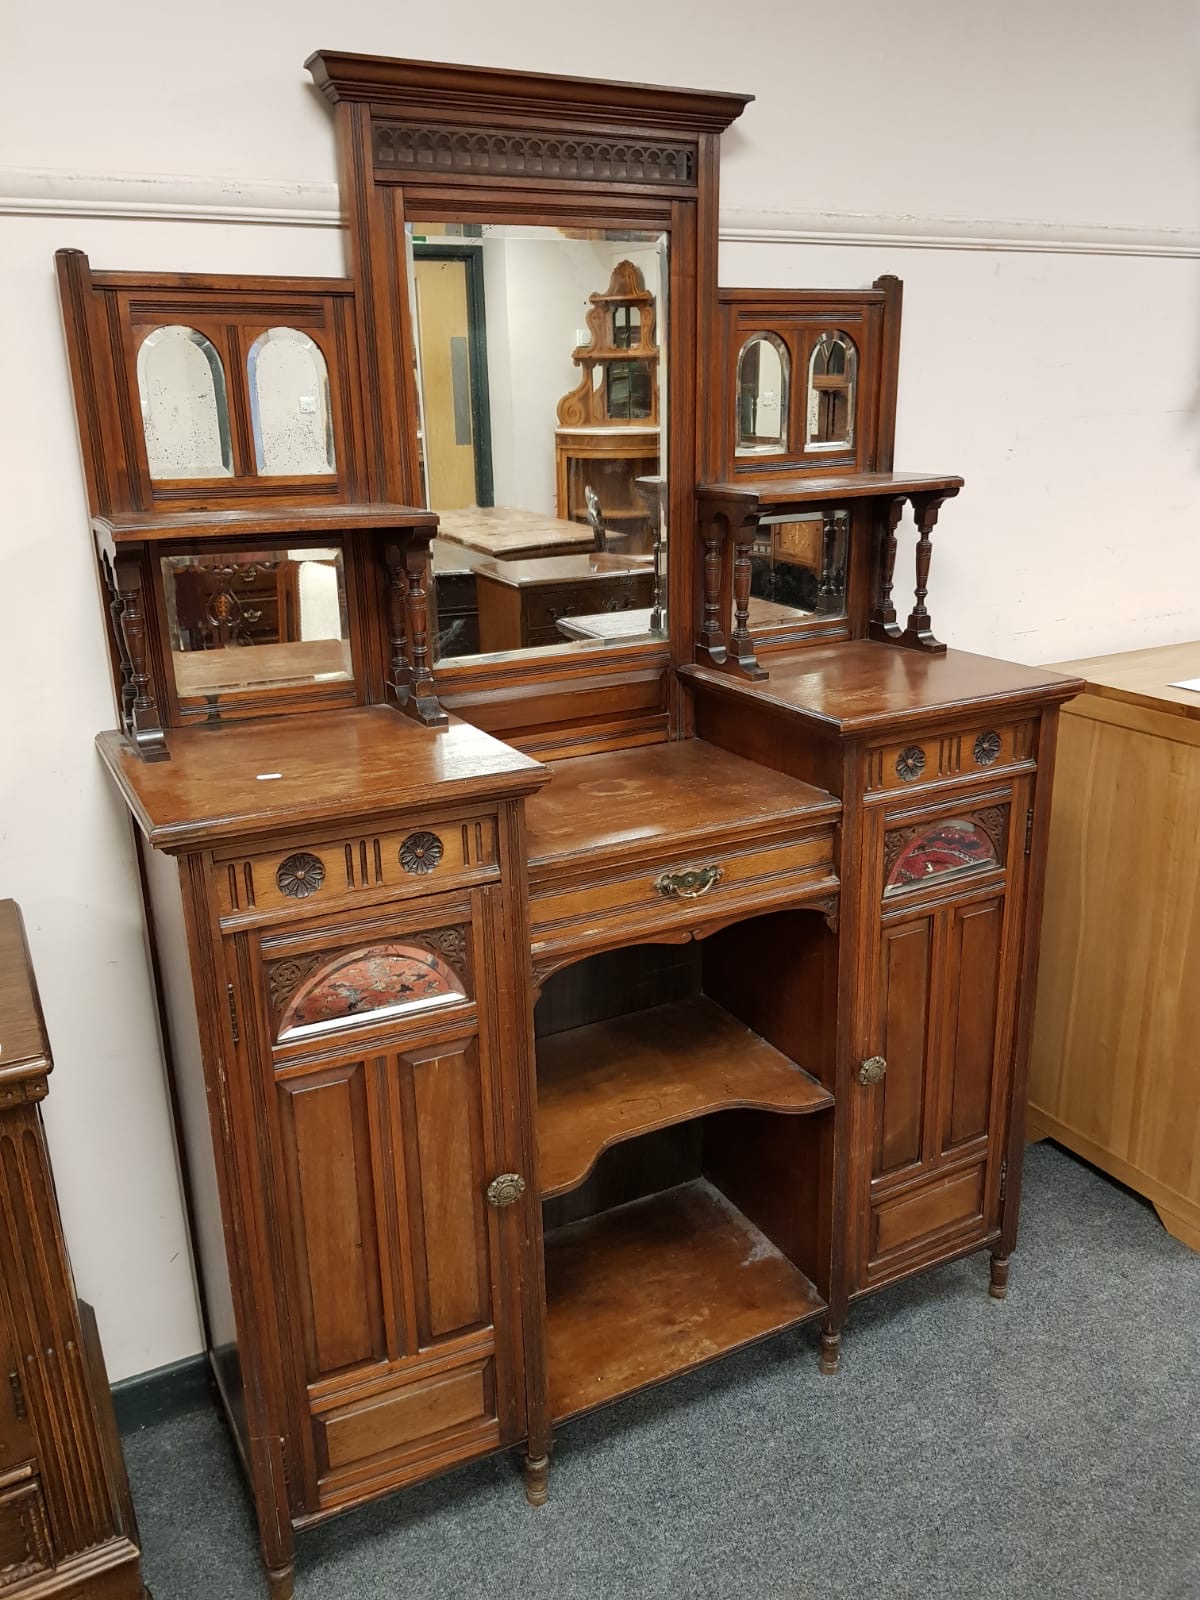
top-left (216, 817), bottom-right (498, 921)
top-left (315, 1357), bottom-right (496, 1479)
top-left (863, 721), bottom-right (1034, 792)
top-left (941, 900), bottom-right (1004, 1151)
top-left (372, 122), bottom-right (697, 187)
top-left (0, 1475), bottom-right (53, 1589)
top-left (276, 1062), bottom-right (388, 1381)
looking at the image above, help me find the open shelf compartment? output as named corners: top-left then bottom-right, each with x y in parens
top-left (538, 994), bottom-right (833, 1199)
top-left (545, 1177), bottom-right (825, 1421)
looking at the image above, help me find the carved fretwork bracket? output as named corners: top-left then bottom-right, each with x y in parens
top-left (896, 487), bottom-right (958, 654)
top-left (695, 487), bottom-right (767, 681)
top-left (98, 544), bottom-right (168, 762)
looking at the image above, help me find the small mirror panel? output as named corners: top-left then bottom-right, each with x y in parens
top-left (806, 331), bottom-right (858, 450)
top-left (248, 327), bottom-right (336, 476)
top-left (749, 511), bottom-right (848, 627)
top-left (407, 224), bottom-right (669, 663)
top-left (136, 325), bottom-right (233, 480)
top-left (736, 332), bottom-right (790, 456)
top-left (161, 547), bottom-right (351, 702)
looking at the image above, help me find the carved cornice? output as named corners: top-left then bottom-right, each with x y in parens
top-left (372, 123), bottom-right (696, 187)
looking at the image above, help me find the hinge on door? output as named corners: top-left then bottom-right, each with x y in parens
top-left (226, 983), bottom-right (240, 1045)
top-left (9, 1371), bottom-right (25, 1421)
top-left (999, 1157), bottom-right (1008, 1205)
top-left (1024, 808), bottom-right (1035, 855)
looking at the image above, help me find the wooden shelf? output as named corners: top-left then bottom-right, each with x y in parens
top-left (545, 1179), bottom-right (825, 1421)
top-left (537, 996), bottom-right (832, 1198)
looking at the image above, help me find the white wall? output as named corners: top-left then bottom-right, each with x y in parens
top-left (1, 0), bottom-right (1195, 1380)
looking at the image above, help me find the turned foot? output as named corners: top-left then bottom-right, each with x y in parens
top-left (522, 1453), bottom-right (549, 1506)
top-left (989, 1254), bottom-right (1010, 1300)
top-left (266, 1563), bottom-right (294, 1600)
top-left (819, 1328), bottom-right (842, 1376)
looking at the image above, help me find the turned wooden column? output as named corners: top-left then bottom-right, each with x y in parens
top-left (897, 487), bottom-right (958, 653)
top-left (695, 487), bottom-right (766, 680)
top-left (868, 495), bottom-right (907, 641)
top-left (382, 535), bottom-right (447, 728)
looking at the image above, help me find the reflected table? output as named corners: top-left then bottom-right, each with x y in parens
top-left (436, 506), bottom-right (595, 561)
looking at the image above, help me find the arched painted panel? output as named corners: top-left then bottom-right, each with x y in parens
top-left (279, 942), bottom-right (466, 1037)
top-left (884, 819), bottom-right (998, 897)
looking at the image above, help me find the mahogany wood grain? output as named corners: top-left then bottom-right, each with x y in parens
top-left (544, 1179), bottom-right (824, 1421)
top-left (97, 707), bottom-right (547, 849)
top-left (537, 995), bottom-right (833, 1198)
top-left (699, 471), bottom-right (964, 505)
top-left (94, 505), bottom-right (435, 544)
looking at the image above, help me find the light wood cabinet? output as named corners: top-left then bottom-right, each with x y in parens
top-left (1028, 641), bottom-right (1200, 1252)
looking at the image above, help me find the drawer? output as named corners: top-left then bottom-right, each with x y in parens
top-left (863, 720), bottom-right (1035, 794)
top-left (528, 572), bottom-right (654, 634)
top-left (214, 813), bottom-right (500, 922)
top-left (312, 1357), bottom-right (499, 1501)
top-left (0, 1469), bottom-right (53, 1589)
top-left (868, 1163), bottom-right (986, 1277)
top-left (529, 823), bottom-right (837, 958)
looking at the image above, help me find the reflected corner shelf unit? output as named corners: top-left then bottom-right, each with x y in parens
top-left (56, 49), bottom-right (1083, 1600)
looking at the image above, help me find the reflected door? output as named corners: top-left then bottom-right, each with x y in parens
top-left (413, 258), bottom-right (483, 509)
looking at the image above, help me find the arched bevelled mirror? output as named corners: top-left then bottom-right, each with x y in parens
top-left (806, 330), bottom-right (858, 450)
top-left (735, 332), bottom-right (790, 456)
top-left (248, 327), bottom-right (336, 476)
top-left (136, 324), bottom-right (233, 480)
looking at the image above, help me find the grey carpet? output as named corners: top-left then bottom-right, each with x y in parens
top-left (121, 1144), bottom-right (1200, 1599)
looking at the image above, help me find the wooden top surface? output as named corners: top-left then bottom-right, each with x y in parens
top-left (681, 641), bottom-right (1084, 736)
top-left (98, 707), bottom-right (548, 850)
top-left (474, 552), bottom-right (653, 589)
top-left (1051, 641), bottom-right (1200, 721)
top-left (526, 738), bottom-right (839, 870)
top-left (700, 471), bottom-right (964, 506)
top-left (96, 504), bottom-right (435, 544)
top-left (436, 507), bottom-right (594, 559)
top-left (0, 901), bottom-right (51, 1084)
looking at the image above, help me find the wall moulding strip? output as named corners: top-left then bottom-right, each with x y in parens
top-left (3, 169), bottom-right (1199, 259)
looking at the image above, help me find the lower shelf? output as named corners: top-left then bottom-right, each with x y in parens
top-left (544, 1178), bottom-right (825, 1422)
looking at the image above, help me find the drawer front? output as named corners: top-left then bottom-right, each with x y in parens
top-left (528, 572), bottom-right (654, 635)
top-left (864, 720), bottom-right (1034, 794)
top-left (215, 814), bottom-right (499, 922)
top-left (868, 1163), bottom-right (987, 1278)
top-left (0, 1472), bottom-right (53, 1590)
top-left (530, 825), bottom-right (836, 956)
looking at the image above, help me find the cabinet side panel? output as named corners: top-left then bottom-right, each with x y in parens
top-left (876, 918), bottom-right (933, 1177)
top-left (944, 901), bottom-right (1003, 1149)
top-left (140, 845), bottom-right (239, 1416)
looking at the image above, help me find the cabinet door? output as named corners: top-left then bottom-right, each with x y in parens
top-left (229, 890), bottom-right (527, 1513)
top-left (857, 784), bottom-right (1031, 1290)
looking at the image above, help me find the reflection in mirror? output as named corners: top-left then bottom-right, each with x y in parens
top-left (248, 328), bottom-right (336, 476)
top-left (736, 333), bottom-right (789, 456)
top-left (161, 547), bottom-right (351, 701)
top-left (749, 511), bottom-right (848, 628)
top-left (136, 325), bottom-right (233, 480)
top-left (806, 331), bottom-right (857, 449)
top-left (407, 223), bottom-right (668, 662)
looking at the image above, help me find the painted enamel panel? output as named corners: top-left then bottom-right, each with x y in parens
top-left (279, 943), bottom-right (466, 1038)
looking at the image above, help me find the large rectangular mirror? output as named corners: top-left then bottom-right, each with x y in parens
top-left (406, 223), bottom-right (669, 662)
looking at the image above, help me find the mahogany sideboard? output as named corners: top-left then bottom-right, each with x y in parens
top-left (1028, 641), bottom-right (1200, 1251)
top-left (53, 49), bottom-right (1083, 1598)
top-left (0, 902), bottom-right (146, 1599)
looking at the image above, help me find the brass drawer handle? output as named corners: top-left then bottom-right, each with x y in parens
top-left (656, 865), bottom-right (722, 899)
top-left (858, 1056), bottom-right (887, 1086)
top-left (486, 1173), bottom-right (526, 1208)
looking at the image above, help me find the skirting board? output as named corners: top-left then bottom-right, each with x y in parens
top-left (112, 1353), bottom-right (213, 1433)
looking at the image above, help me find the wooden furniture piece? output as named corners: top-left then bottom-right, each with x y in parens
top-left (0, 902), bottom-right (146, 1599)
top-left (474, 553), bottom-right (656, 653)
top-left (55, 50), bottom-right (1083, 1599)
top-left (435, 508), bottom-right (595, 562)
top-left (1027, 641), bottom-right (1200, 1252)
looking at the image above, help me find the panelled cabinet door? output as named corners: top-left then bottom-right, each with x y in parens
top-left (226, 887), bottom-right (526, 1515)
top-left (857, 779), bottom-right (1032, 1290)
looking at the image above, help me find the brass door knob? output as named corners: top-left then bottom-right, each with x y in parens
top-left (486, 1173), bottom-right (526, 1208)
top-left (858, 1056), bottom-right (887, 1086)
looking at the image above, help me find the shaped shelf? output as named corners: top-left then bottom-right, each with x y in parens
top-left (536, 994), bottom-right (833, 1199)
top-left (544, 1178), bottom-right (826, 1421)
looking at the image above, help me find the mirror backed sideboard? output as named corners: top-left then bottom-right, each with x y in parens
top-left (55, 50), bottom-right (1082, 1600)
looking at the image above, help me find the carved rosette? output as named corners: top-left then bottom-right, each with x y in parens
top-left (895, 745), bottom-right (927, 783)
top-left (973, 730), bottom-right (1002, 767)
top-left (276, 852), bottom-right (326, 899)
top-left (399, 831), bottom-right (444, 875)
